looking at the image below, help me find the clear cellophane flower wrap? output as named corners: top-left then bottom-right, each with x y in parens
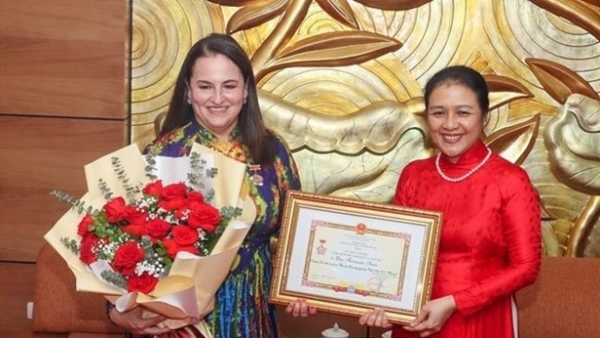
top-left (44, 143), bottom-right (257, 338)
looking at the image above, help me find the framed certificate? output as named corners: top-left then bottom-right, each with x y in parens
top-left (270, 190), bottom-right (442, 324)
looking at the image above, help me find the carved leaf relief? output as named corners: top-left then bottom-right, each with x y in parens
top-left (259, 90), bottom-right (425, 154)
top-left (526, 58), bottom-right (600, 104)
top-left (263, 31), bottom-right (402, 74)
top-left (352, 0), bottom-right (433, 11)
top-left (316, 0), bottom-right (359, 29)
top-left (486, 114), bottom-right (540, 165)
top-left (485, 74), bottom-right (533, 110)
top-left (485, 74), bottom-right (534, 113)
top-left (293, 130), bottom-right (429, 202)
top-left (530, 0), bottom-right (600, 41)
top-left (206, 0), bottom-right (258, 6)
top-left (226, 0), bottom-right (288, 34)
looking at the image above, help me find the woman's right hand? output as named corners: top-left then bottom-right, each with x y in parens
top-left (285, 298), bottom-right (318, 318)
top-left (359, 308), bottom-right (392, 328)
top-left (109, 306), bottom-right (171, 335)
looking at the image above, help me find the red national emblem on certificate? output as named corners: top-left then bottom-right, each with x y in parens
top-left (316, 239), bottom-right (327, 255)
top-left (355, 223), bottom-right (367, 235)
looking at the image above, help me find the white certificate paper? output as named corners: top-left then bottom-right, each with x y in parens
top-left (304, 220), bottom-right (409, 299)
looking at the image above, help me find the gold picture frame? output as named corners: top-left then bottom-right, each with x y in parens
top-left (270, 190), bottom-right (442, 324)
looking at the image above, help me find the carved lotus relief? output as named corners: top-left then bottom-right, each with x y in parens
top-left (544, 95), bottom-right (600, 256)
top-left (545, 95), bottom-right (600, 196)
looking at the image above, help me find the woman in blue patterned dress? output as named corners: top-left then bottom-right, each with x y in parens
top-left (108, 33), bottom-right (307, 337)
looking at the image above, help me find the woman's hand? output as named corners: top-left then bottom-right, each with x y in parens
top-left (285, 298), bottom-right (317, 318)
top-left (109, 306), bottom-right (171, 335)
top-left (359, 308), bottom-right (392, 328)
top-left (403, 295), bottom-right (456, 337)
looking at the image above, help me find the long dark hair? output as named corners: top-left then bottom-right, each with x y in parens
top-left (160, 33), bottom-right (274, 165)
top-left (424, 65), bottom-right (490, 120)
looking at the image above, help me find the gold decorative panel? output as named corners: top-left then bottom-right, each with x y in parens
top-left (130, 0), bottom-right (600, 257)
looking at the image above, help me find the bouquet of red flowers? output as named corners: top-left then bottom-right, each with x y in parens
top-left (70, 178), bottom-right (232, 294)
top-left (45, 143), bottom-right (255, 336)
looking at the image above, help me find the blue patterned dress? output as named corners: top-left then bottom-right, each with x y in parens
top-left (144, 119), bottom-right (301, 338)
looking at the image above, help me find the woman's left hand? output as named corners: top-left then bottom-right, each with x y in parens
top-left (285, 298), bottom-right (317, 318)
top-left (358, 308), bottom-right (392, 328)
top-left (403, 295), bottom-right (456, 337)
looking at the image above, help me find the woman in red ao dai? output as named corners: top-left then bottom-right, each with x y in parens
top-left (360, 66), bottom-right (541, 338)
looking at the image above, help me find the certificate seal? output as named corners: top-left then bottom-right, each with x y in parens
top-left (367, 275), bottom-right (381, 291)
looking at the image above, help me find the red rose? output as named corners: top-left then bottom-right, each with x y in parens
top-left (161, 183), bottom-right (188, 201)
top-left (127, 272), bottom-right (158, 294)
top-left (146, 219), bottom-right (171, 240)
top-left (77, 214), bottom-right (94, 236)
top-left (79, 244), bottom-right (96, 264)
top-left (162, 239), bottom-right (199, 259)
top-left (112, 241), bottom-right (144, 276)
top-left (187, 191), bottom-right (205, 205)
top-left (143, 180), bottom-right (164, 196)
top-left (171, 225), bottom-right (199, 246)
top-left (158, 198), bottom-right (186, 211)
top-left (79, 234), bottom-right (102, 264)
top-left (121, 224), bottom-right (148, 237)
top-left (187, 204), bottom-right (221, 233)
top-left (103, 197), bottom-right (129, 223)
top-left (126, 207), bottom-right (147, 225)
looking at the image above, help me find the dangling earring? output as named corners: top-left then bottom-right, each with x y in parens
top-left (186, 95), bottom-right (192, 105)
top-left (243, 97), bottom-right (247, 105)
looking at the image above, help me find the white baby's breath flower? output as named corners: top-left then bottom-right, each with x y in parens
top-left (135, 259), bottom-right (166, 278)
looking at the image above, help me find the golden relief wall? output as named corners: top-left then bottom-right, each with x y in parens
top-left (130, 0), bottom-right (600, 257)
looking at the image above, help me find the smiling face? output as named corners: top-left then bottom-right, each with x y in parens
top-left (187, 53), bottom-right (248, 140)
top-left (426, 83), bottom-right (485, 163)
